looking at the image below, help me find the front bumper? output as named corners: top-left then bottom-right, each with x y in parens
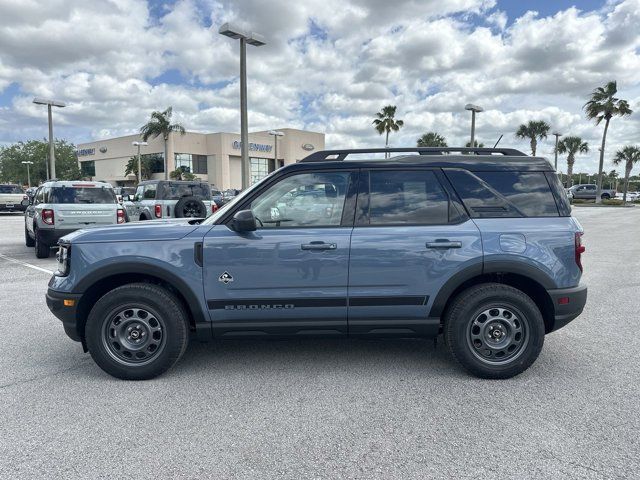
top-left (547, 284), bottom-right (587, 332)
top-left (46, 289), bottom-right (82, 342)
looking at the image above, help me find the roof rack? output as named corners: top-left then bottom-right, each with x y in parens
top-left (300, 147), bottom-right (527, 162)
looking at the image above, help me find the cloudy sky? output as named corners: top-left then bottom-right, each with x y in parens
top-left (0, 0), bottom-right (639, 172)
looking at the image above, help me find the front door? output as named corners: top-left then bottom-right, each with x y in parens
top-left (348, 169), bottom-right (483, 336)
top-left (202, 170), bottom-right (357, 336)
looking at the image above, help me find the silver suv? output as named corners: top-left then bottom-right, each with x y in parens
top-left (24, 180), bottom-right (122, 258)
top-left (124, 180), bottom-right (214, 221)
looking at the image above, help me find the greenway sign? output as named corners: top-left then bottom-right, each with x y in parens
top-left (76, 148), bottom-right (95, 156)
top-left (232, 141), bottom-right (272, 153)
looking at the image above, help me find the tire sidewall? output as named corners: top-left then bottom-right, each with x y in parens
top-left (86, 285), bottom-right (187, 380)
top-left (174, 196), bottom-right (206, 218)
top-left (446, 285), bottom-right (545, 379)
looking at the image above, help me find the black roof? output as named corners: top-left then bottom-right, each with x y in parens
top-left (294, 147), bottom-right (554, 171)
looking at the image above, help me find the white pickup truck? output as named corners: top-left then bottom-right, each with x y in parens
top-left (0, 184), bottom-right (27, 212)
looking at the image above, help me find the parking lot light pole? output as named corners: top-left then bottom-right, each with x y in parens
top-left (268, 130), bottom-right (284, 170)
top-left (465, 104), bottom-right (483, 148)
top-left (552, 132), bottom-right (562, 171)
top-left (132, 141), bottom-right (148, 184)
top-left (219, 23), bottom-right (266, 189)
top-left (33, 98), bottom-right (66, 180)
top-left (21, 161), bottom-right (34, 187)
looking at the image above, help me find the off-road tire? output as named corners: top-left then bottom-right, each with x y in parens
top-left (34, 228), bottom-right (50, 258)
top-left (25, 224), bottom-right (35, 247)
top-left (174, 196), bottom-right (207, 218)
top-left (85, 283), bottom-right (189, 380)
top-left (444, 283), bottom-right (545, 379)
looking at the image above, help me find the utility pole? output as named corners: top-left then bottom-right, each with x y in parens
top-left (552, 132), bottom-right (561, 171)
top-left (33, 98), bottom-right (66, 179)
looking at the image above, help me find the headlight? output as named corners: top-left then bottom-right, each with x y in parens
top-left (55, 244), bottom-right (71, 276)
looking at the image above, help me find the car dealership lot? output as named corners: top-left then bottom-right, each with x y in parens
top-left (0, 209), bottom-right (638, 478)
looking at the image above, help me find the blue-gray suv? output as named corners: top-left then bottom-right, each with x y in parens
top-left (46, 147), bottom-right (587, 380)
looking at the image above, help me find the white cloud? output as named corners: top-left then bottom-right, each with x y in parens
top-left (0, 0), bottom-right (639, 174)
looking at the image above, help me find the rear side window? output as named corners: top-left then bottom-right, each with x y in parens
top-left (161, 183), bottom-right (210, 200)
top-left (445, 170), bottom-right (559, 217)
top-left (365, 170), bottom-right (449, 225)
top-left (50, 187), bottom-right (116, 204)
top-left (143, 184), bottom-right (157, 199)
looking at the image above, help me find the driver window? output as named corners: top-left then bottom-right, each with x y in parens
top-left (249, 172), bottom-right (351, 228)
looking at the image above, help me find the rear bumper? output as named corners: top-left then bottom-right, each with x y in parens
top-left (547, 284), bottom-right (587, 332)
top-left (0, 203), bottom-right (26, 212)
top-left (46, 289), bottom-right (82, 342)
top-left (37, 228), bottom-right (76, 245)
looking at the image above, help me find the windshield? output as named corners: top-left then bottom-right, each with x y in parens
top-left (0, 185), bottom-right (23, 194)
top-left (201, 174), bottom-right (274, 225)
top-left (51, 187), bottom-right (116, 204)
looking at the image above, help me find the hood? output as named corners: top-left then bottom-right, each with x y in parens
top-left (61, 218), bottom-right (203, 244)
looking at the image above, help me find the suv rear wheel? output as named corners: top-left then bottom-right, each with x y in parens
top-left (174, 196), bottom-right (207, 218)
top-left (25, 224), bottom-right (34, 247)
top-left (444, 283), bottom-right (545, 379)
top-left (34, 228), bottom-right (50, 258)
top-left (85, 283), bottom-right (189, 380)
top-left (601, 193), bottom-right (611, 200)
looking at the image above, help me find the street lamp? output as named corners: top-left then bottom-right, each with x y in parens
top-left (33, 97), bottom-right (66, 180)
top-left (219, 22), bottom-right (266, 189)
top-left (21, 161), bottom-right (34, 187)
top-left (464, 104), bottom-right (483, 148)
top-left (268, 130), bottom-right (284, 171)
top-left (132, 141), bottom-right (148, 184)
top-left (552, 132), bottom-right (562, 171)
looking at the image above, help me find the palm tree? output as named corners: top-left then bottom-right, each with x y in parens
top-left (612, 145), bottom-right (640, 203)
top-left (557, 136), bottom-right (589, 187)
top-left (417, 132), bottom-right (447, 147)
top-left (140, 106), bottom-right (186, 180)
top-left (373, 105), bottom-right (404, 158)
top-left (584, 81), bottom-right (633, 203)
top-left (607, 169), bottom-right (619, 190)
top-left (465, 140), bottom-right (485, 148)
top-left (515, 120), bottom-right (550, 156)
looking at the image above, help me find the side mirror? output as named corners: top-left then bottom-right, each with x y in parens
top-left (231, 209), bottom-right (256, 232)
top-left (21, 198), bottom-right (30, 207)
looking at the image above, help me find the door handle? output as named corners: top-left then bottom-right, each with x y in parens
top-left (301, 242), bottom-right (337, 251)
top-left (426, 240), bottom-right (462, 249)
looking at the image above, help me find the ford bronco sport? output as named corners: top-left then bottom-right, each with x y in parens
top-left (25, 180), bottom-right (122, 258)
top-left (46, 147), bottom-right (587, 380)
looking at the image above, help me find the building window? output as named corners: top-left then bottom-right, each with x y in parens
top-left (80, 160), bottom-right (95, 177)
top-left (250, 157), bottom-right (269, 184)
top-left (174, 153), bottom-right (207, 174)
top-left (139, 153), bottom-right (164, 174)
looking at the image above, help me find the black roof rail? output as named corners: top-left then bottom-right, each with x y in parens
top-left (300, 147), bottom-right (527, 162)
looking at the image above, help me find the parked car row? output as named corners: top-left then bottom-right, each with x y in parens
top-left (20, 179), bottom-right (222, 258)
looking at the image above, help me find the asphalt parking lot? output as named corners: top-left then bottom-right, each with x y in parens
top-left (0, 208), bottom-right (638, 479)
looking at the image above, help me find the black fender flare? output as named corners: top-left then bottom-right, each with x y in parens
top-left (428, 261), bottom-right (556, 318)
top-left (74, 261), bottom-right (208, 325)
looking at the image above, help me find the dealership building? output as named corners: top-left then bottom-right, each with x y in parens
top-left (75, 128), bottom-right (325, 189)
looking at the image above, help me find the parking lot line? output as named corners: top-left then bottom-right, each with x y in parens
top-left (0, 253), bottom-right (54, 274)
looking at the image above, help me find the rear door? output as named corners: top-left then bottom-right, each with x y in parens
top-left (51, 186), bottom-right (118, 228)
top-left (348, 168), bottom-right (483, 336)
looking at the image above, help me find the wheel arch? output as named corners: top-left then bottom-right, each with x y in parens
top-left (74, 264), bottom-right (207, 341)
top-left (430, 264), bottom-right (556, 333)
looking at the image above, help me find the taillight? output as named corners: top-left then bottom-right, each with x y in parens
top-left (117, 209), bottom-right (125, 224)
top-left (575, 232), bottom-right (585, 272)
top-left (211, 203), bottom-right (218, 214)
top-left (154, 204), bottom-right (162, 218)
top-left (42, 209), bottom-right (54, 225)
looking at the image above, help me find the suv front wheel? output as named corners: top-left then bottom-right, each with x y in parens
top-left (444, 283), bottom-right (545, 379)
top-left (85, 283), bottom-right (189, 380)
